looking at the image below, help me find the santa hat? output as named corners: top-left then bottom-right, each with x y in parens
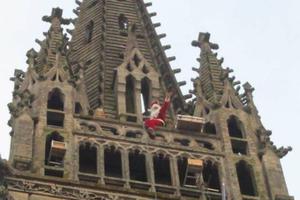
top-left (150, 100), bottom-right (160, 107)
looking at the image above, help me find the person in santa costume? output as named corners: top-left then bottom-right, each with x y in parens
top-left (144, 92), bottom-right (172, 139)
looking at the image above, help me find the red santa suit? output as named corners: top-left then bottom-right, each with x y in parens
top-left (144, 98), bottom-right (170, 131)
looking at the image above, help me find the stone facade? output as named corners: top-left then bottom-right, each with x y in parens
top-left (1, 1), bottom-right (294, 200)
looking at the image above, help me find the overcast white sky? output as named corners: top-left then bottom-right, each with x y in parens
top-left (0, 0), bottom-right (299, 199)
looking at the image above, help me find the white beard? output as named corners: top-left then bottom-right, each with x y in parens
top-left (150, 104), bottom-right (161, 119)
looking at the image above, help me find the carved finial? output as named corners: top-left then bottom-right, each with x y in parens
top-left (26, 48), bottom-right (38, 65)
top-left (192, 32), bottom-right (219, 53)
top-left (42, 7), bottom-right (71, 25)
top-left (243, 82), bottom-right (255, 93)
top-left (221, 67), bottom-right (234, 80)
top-left (276, 146), bottom-right (292, 158)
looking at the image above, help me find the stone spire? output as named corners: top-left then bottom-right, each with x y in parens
top-left (69, 0), bottom-right (187, 117)
top-left (35, 8), bottom-right (71, 74)
top-left (192, 32), bottom-right (224, 105)
top-left (191, 32), bottom-right (246, 115)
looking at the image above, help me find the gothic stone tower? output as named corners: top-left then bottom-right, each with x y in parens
top-left (0, 1), bottom-right (294, 200)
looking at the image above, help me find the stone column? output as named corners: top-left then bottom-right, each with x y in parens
top-left (98, 145), bottom-right (105, 185)
top-left (170, 156), bottom-right (181, 196)
top-left (146, 153), bottom-right (156, 192)
top-left (121, 150), bottom-right (130, 189)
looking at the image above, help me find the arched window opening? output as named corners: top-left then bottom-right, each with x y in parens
top-left (79, 143), bottom-right (97, 174)
top-left (85, 20), bottom-right (94, 43)
top-left (104, 146), bottom-right (122, 178)
top-left (126, 131), bottom-right (142, 139)
top-left (204, 107), bottom-right (210, 115)
top-left (141, 78), bottom-right (151, 114)
top-left (202, 161), bottom-right (221, 192)
top-left (196, 140), bottom-right (214, 150)
top-left (153, 154), bottom-right (171, 185)
top-left (225, 101), bottom-right (230, 108)
top-left (142, 65), bottom-right (149, 74)
top-left (47, 88), bottom-right (64, 111)
top-left (45, 132), bottom-right (65, 166)
top-left (125, 76), bottom-right (136, 114)
top-left (133, 54), bottom-right (141, 67)
top-left (118, 14), bottom-right (128, 31)
top-left (75, 102), bottom-right (83, 114)
top-left (102, 126), bottom-right (119, 136)
top-left (174, 138), bottom-right (190, 147)
top-left (129, 150), bottom-right (147, 182)
top-left (227, 116), bottom-right (244, 138)
top-left (236, 161), bottom-right (257, 196)
top-left (203, 122), bottom-right (217, 135)
top-left (177, 157), bottom-right (188, 186)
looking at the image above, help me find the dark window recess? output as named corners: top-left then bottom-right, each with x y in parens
top-left (141, 78), bottom-right (151, 114)
top-left (177, 158), bottom-right (188, 186)
top-left (118, 14), bottom-right (128, 30)
top-left (126, 131), bottom-right (142, 138)
top-left (227, 116), bottom-right (244, 138)
top-left (102, 126), bottom-right (119, 135)
top-left (47, 111), bottom-right (64, 127)
top-left (125, 76), bottom-right (136, 114)
top-left (129, 150), bottom-right (147, 182)
top-left (133, 54), bottom-right (141, 67)
top-left (203, 122), bottom-right (217, 135)
top-left (85, 20), bottom-right (94, 43)
top-left (104, 146), bottom-right (122, 178)
top-left (45, 132), bottom-right (64, 166)
top-left (204, 107), bottom-right (210, 115)
top-left (153, 154), bottom-right (172, 185)
top-left (174, 138), bottom-right (190, 147)
top-left (202, 161), bottom-right (221, 191)
top-left (44, 169), bottom-right (64, 178)
top-left (231, 140), bottom-right (248, 155)
top-left (197, 140), bottom-right (214, 150)
top-left (236, 161), bottom-right (257, 196)
top-left (48, 88), bottom-right (64, 111)
top-left (79, 143), bottom-right (97, 174)
top-left (142, 65), bottom-right (149, 74)
top-left (75, 102), bottom-right (83, 114)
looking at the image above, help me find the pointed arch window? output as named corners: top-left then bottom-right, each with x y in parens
top-left (47, 88), bottom-right (65, 127)
top-left (236, 161), bottom-right (257, 196)
top-left (227, 115), bottom-right (244, 138)
top-left (153, 154), bottom-right (172, 185)
top-left (45, 132), bottom-right (65, 166)
top-left (47, 88), bottom-right (64, 111)
top-left (104, 146), bottom-right (122, 178)
top-left (227, 116), bottom-right (248, 155)
top-left (75, 102), bottom-right (83, 114)
top-left (129, 150), bottom-right (147, 182)
top-left (177, 157), bottom-right (188, 186)
top-left (79, 142), bottom-right (97, 174)
top-left (203, 122), bottom-right (217, 135)
top-left (125, 75), bottom-right (136, 114)
top-left (141, 77), bottom-right (151, 114)
top-left (202, 161), bottom-right (221, 191)
top-left (85, 20), bottom-right (94, 43)
top-left (118, 14), bottom-right (128, 31)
